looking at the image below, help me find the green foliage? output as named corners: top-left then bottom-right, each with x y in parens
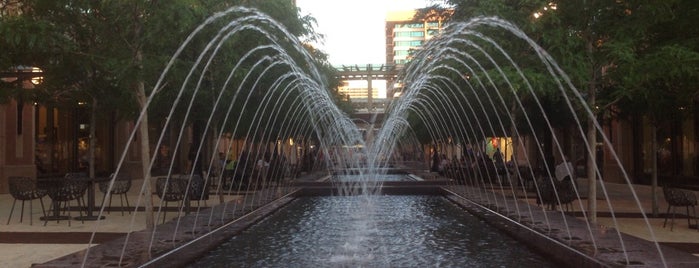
top-left (1, 0), bottom-right (337, 138)
top-left (435, 0), bottom-right (699, 136)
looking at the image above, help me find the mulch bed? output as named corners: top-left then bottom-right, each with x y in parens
top-left (661, 242), bottom-right (699, 254)
top-left (0, 232), bottom-right (125, 244)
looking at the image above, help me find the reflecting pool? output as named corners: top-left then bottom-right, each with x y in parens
top-left (190, 195), bottom-right (556, 267)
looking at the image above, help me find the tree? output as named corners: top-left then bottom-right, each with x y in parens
top-left (3, 0), bottom-right (334, 232)
top-left (441, 0), bottom-right (699, 221)
top-left (608, 0), bottom-right (699, 215)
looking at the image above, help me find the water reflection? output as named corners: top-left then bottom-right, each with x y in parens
top-left (190, 196), bottom-right (556, 267)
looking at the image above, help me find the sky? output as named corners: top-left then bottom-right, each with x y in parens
top-left (296, 0), bottom-right (433, 66)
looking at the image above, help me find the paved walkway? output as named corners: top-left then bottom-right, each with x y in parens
top-left (0, 178), bottom-right (244, 268)
top-left (0, 176), bottom-right (697, 267)
top-left (571, 179), bottom-right (699, 255)
top-left (478, 177), bottom-right (699, 257)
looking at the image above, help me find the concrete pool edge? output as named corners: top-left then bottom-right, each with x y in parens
top-left (442, 188), bottom-right (605, 268)
top-left (442, 186), bottom-right (699, 267)
top-left (32, 189), bottom-right (302, 268)
top-left (32, 177), bottom-right (699, 267)
top-left (140, 193), bottom-right (298, 267)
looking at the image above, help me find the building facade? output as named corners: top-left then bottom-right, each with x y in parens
top-left (0, 88), bottom-right (35, 193)
top-left (338, 80), bottom-right (381, 100)
top-left (384, 9), bottom-right (450, 99)
top-left (385, 10), bottom-right (450, 66)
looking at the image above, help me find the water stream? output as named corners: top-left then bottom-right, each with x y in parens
top-left (82, 6), bottom-right (670, 268)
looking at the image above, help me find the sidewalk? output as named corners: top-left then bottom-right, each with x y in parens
top-left (0, 181), bottom-right (244, 268)
top-left (1, 177), bottom-right (697, 267)
top-left (573, 179), bottom-right (699, 253)
top-left (485, 177), bottom-right (699, 255)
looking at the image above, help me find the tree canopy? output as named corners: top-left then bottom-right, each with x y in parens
top-left (406, 0), bottom-right (699, 147)
top-left (0, 0), bottom-right (346, 136)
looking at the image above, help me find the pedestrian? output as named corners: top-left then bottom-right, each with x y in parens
top-left (555, 156), bottom-right (574, 182)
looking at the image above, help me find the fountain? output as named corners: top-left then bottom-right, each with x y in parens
top-left (190, 195), bottom-right (557, 267)
top-left (34, 6), bottom-right (699, 268)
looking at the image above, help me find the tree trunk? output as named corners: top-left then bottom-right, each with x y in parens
top-left (133, 9), bottom-right (154, 231)
top-left (89, 97), bottom-right (97, 180)
top-left (651, 124), bottom-right (659, 217)
top-left (585, 35), bottom-right (598, 224)
top-left (586, 116), bottom-right (597, 224)
top-left (542, 129), bottom-right (553, 174)
top-left (136, 79), bottom-right (154, 230)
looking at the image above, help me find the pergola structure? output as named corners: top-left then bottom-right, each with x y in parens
top-left (0, 70), bottom-right (44, 82)
top-left (334, 64), bottom-right (401, 109)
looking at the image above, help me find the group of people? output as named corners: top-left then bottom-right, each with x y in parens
top-left (215, 150), bottom-right (288, 189)
top-left (433, 145), bottom-right (577, 187)
top-left (433, 147), bottom-right (508, 175)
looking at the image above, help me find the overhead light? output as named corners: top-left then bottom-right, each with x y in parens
top-left (30, 67), bottom-right (43, 85)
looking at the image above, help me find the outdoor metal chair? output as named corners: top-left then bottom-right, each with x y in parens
top-left (662, 186), bottom-right (698, 231)
top-left (98, 174), bottom-right (132, 216)
top-left (536, 179), bottom-right (556, 210)
top-left (184, 174), bottom-right (210, 207)
top-left (7, 176), bottom-right (47, 225)
top-left (43, 178), bottom-right (88, 226)
top-left (557, 178), bottom-right (578, 212)
top-left (156, 176), bottom-right (186, 223)
top-left (536, 178), bottom-right (577, 211)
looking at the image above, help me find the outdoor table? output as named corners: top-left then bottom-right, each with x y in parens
top-left (74, 176), bottom-right (111, 221)
top-left (38, 176), bottom-right (110, 221)
top-left (37, 177), bottom-right (71, 222)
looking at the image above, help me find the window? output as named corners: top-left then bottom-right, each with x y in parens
top-left (395, 31), bottom-right (425, 37)
top-left (395, 50), bottom-right (410, 56)
top-left (395, 23), bottom-right (424, 28)
top-left (394, 40), bottom-right (422, 47)
top-left (395, 59), bottom-right (412, 65)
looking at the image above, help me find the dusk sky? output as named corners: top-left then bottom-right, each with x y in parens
top-left (296, 0), bottom-right (432, 65)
